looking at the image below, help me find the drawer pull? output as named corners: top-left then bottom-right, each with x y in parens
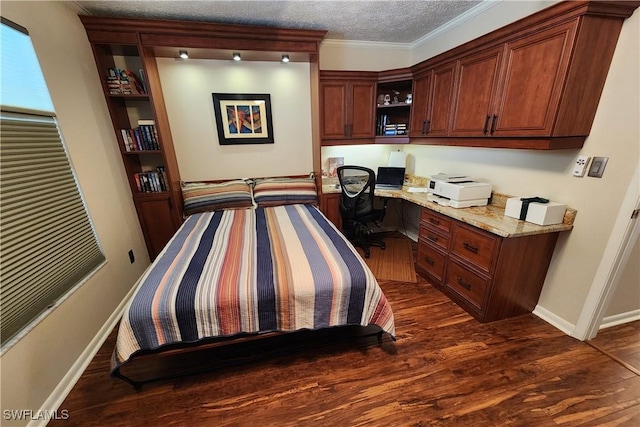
top-left (457, 277), bottom-right (471, 291)
top-left (463, 242), bottom-right (478, 253)
top-left (425, 256), bottom-right (435, 266)
top-left (427, 234), bottom-right (438, 242)
top-left (428, 218), bottom-right (440, 225)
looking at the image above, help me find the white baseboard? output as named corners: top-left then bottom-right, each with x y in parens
top-left (28, 284), bottom-right (138, 427)
top-left (599, 309), bottom-right (640, 330)
top-left (533, 304), bottom-right (575, 337)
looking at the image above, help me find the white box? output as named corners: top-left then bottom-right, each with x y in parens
top-left (505, 196), bottom-right (567, 226)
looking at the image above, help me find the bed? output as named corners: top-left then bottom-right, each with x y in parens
top-left (111, 177), bottom-right (395, 387)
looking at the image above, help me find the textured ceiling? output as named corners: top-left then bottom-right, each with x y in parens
top-left (69, 0), bottom-right (484, 43)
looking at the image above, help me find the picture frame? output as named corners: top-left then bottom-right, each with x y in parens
top-left (212, 93), bottom-right (274, 145)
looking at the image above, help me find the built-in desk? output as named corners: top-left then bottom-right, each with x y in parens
top-left (320, 182), bottom-right (575, 323)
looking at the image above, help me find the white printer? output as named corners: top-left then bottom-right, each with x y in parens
top-left (427, 174), bottom-right (492, 208)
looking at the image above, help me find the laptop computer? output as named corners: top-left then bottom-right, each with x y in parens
top-left (376, 166), bottom-right (405, 190)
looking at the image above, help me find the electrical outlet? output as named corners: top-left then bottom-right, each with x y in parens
top-left (572, 155), bottom-right (591, 177)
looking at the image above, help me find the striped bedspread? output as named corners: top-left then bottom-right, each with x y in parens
top-left (112, 204), bottom-right (395, 372)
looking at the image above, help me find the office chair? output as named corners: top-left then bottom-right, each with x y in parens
top-left (337, 165), bottom-right (387, 258)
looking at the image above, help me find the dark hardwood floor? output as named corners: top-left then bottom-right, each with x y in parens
top-left (51, 246), bottom-right (640, 426)
top-left (589, 320), bottom-right (640, 375)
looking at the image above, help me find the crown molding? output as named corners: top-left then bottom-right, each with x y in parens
top-left (63, 1), bottom-right (91, 15)
top-left (320, 38), bottom-right (412, 52)
top-left (410, 0), bottom-right (504, 49)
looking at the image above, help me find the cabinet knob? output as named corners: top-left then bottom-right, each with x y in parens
top-left (483, 115), bottom-right (490, 135)
top-left (427, 234), bottom-right (438, 243)
top-left (428, 218), bottom-right (440, 225)
top-left (463, 242), bottom-right (478, 253)
top-left (457, 277), bottom-right (471, 291)
top-left (425, 256), bottom-right (435, 266)
top-left (490, 115), bottom-right (498, 135)
top-left (425, 120), bottom-right (431, 134)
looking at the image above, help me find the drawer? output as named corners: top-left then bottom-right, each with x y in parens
top-left (416, 240), bottom-right (446, 283)
top-left (419, 227), bottom-right (449, 252)
top-left (420, 209), bottom-right (452, 235)
top-left (445, 259), bottom-right (490, 311)
top-left (451, 223), bottom-right (499, 274)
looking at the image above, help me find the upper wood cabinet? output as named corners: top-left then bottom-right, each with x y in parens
top-left (409, 0), bottom-right (639, 149)
top-left (320, 71), bottom-right (377, 144)
top-left (449, 46), bottom-right (504, 137)
top-left (409, 62), bottom-right (456, 138)
top-left (428, 62), bottom-right (456, 137)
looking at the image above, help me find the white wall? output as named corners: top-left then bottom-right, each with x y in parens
top-left (320, 40), bottom-right (411, 71)
top-left (157, 58), bottom-right (313, 181)
top-left (1, 2), bottom-right (150, 424)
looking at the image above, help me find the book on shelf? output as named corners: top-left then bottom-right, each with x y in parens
top-left (106, 68), bottom-right (146, 95)
top-left (120, 120), bottom-right (159, 151)
top-left (138, 68), bottom-right (147, 94)
top-left (377, 114), bottom-right (389, 136)
top-left (133, 166), bottom-right (168, 193)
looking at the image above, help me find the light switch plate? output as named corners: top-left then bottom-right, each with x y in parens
top-left (588, 157), bottom-right (608, 178)
top-left (572, 155), bottom-right (591, 177)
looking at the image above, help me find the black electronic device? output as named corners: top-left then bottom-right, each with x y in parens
top-left (375, 166), bottom-right (405, 190)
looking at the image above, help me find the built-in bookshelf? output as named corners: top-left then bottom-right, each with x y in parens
top-left (84, 36), bottom-right (183, 259)
top-left (375, 73), bottom-right (412, 144)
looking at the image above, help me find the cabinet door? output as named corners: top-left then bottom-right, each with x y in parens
top-left (428, 62), bottom-right (456, 136)
top-left (492, 21), bottom-right (577, 136)
top-left (348, 81), bottom-right (377, 138)
top-left (409, 71), bottom-right (432, 137)
top-left (320, 81), bottom-right (348, 139)
top-left (321, 193), bottom-right (342, 229)
top-left (135, 195), bottom-right (180, 260)
top-left (449, 46), bottom-right (505, 137)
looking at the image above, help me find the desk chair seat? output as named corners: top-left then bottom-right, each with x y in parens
top-left (337, 165), bottom-right (387, 258)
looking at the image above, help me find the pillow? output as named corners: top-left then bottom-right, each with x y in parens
top-left (252, 177), bottom-right (318, 207)
top-left (181, 180), bottom-right (254, 216)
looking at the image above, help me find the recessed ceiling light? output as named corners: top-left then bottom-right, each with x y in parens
top-left (233, 52), bottom-right (241, 61)
top-left (281, 54), bottom-right (290, 63)
top-left (179, 50), bottom-right (188, 59)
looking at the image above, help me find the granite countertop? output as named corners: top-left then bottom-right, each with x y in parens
top-left (321, 177), bottom-right (575, 238)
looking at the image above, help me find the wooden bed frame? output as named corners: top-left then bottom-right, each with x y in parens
top-left (112, 173), bottom-right (392, 389)
top-left (113, 326), bottom-right (387, 389)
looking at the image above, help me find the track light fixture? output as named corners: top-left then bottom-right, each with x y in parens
top-left (179, 50), bottom-right (188, 59)
top-left (281, 54), bottom-right (290, 63)
top-left (232, 52), bottom-right (241, 61)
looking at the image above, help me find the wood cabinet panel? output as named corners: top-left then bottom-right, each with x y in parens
top-left (449, 46), bottom-right (504, 137)
top-left (135, 195), bottom-right (180, 260)
top-left (421, 228), bottom-right (449, 253)
top-left (420, 206), bottom-right (452, 234)
top-left (349, 82), bottom-right (377, 138)
top-left (409, 71), bottom-right (432, 137)
top-left (493, 21), bottom-right (577, 136)
top-left (428, 63), bottom-right (456, 137)
top-left (450, 223), bottom-right (499, 275)
top-left (320, 82), bottom-right (348, 140)
top-left (445, 259), bottom-right (490, 311)
top-left (320, 193), bottom-right (342, 230)
top-left (416, 240), bottom-right (446, 284)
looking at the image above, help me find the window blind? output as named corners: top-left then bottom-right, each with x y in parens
top-left (0, 111), bottom-right (106, 345)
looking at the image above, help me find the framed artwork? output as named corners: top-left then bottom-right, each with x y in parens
top-left (212, 93), bottom-right (274, 145)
